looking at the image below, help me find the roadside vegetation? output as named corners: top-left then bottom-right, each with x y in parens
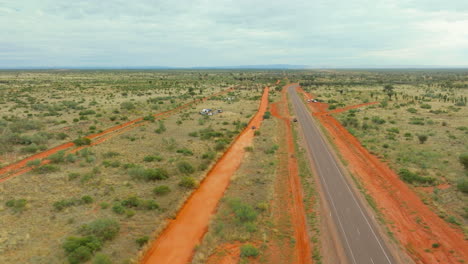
top-left (0, 70), bottom-right (276, 263)
top-left (297, 70), bottom-right (467, 235)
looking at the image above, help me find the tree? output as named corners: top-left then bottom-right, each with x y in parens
top-left (417, 134), bottom-right (428, 144)
top-left (383, 84), bottom-right (395, 100)
top-left (459, 153), bottom-right (468, 170)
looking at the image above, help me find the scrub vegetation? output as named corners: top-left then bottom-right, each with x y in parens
top-left (0, 70), bottom-right (276, 263)
top-left (296, 69), bottom-right (468, 233)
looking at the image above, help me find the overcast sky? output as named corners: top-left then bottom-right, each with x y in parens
top-left (1, 0), bottom-right (467, 68)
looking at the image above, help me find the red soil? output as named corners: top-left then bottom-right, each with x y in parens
top-left (140, 87), bottom-right (269, 264)
top-left (268, 85), bottom-right (313, 264)
top-left (0, 88), bottom-right (233, 182)
top-left (297, 86), bottom-right (468, 264)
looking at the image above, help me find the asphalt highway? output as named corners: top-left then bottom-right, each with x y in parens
top-left (288, 84), bottom-right (397, 264)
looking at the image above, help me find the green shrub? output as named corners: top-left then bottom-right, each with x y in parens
top-left (409, 117), bottom-right (425, 125)
top-left (201, 151), bottom-right (216, 160)
top-left (79, 218), bottom-right (120, 241)
top-left (74, 137), bottom-right (91, 146)
top-left (179, 176), bottom-right (197, 188)
top-left (153, 185), bottom-right (171, 195)
top-left (264, 145), bottom-right (279, 154)
top-left (54, 199), bottom-right (78, 211)
top-left (177, 161), bottom-right (195, 174)
top-left (263, 111), bottom-right (271, 119)
top-left (120, 101), bottom-right (135, 110)
top-left (176, 148), bottom-right (194, 156)
top-left (49, 150), bottom-right (66, 163)
top-left (457, 179), bottom-right (468, 194)
top-left (68, 172), bottom-right (80, 181)
top-left (79, 110), bottom-right (96, 116)
top-left (371, 116), bottom-right (385, 125)
top-left (81, 196), bottom-right (93, 204)
top-left (63, 236), bottom-right (102, 264)
top-left (128, 167), bottom-right (169, 181)
top-left (417, 134), bottom-right (428, 144)
top-left (135, 236), bottom-right (149, 247)
top-left (228, 199), bottom-right (257, 222)
top-left (407, 108), bottom-right (417, 113)
top-left (420, 103), bottom-right (432, 109)
top-left (214, 141), bottom-right (226, 151)
top-left (459, 153), bottom-right (468, 170)
top-left (26, 159), bottom-right (41, 167)
top-left (143, 114), bottom-right (155, 122)
top-left (21, 144), bottom-right (39, 154)
top-left (121, 196), bottom-right (141, 208)
top-left (112, 203), bottom-right (125, 214)
top-left (240, 244), bottom-right (259, 257)
top-left (398, 169), bottom-right (435, 185)
top-left (102, 151), bottom-right (120, 158)
top-left (143, 155), bottom-right (163, 162)
top-left (5, 199), bottom-right (27, 213)
top-left (141, 200), bottom-right (159, 210)
top-left (154, 120), bottom-right (166, 134)
top-left (92, 253), bottom-right (112, 264)
top-left (33, 164), bottom-right (59, 174)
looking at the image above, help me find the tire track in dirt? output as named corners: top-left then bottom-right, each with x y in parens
top-left (140, 86), bottom-right (270, 264)
top-left (0, 88), bottom-right (234, 183)
top-left (269, 85), bottom-right (313, 264)
top-left (298, 88), bottom-right (468, 264)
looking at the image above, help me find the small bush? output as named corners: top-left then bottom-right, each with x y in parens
top-left (120, 101), bottom-right (135, 110)
top-left (74, 137), bottom-right (91, 146)
top-left (92, 253), bottom-right (112, 264)
top-left (201, 151), bottom-right (216, 160)
top-left (407, 108), bottom-right (417, 113)
top-left (228, 199), bottom-right (257, 222)
top-left (81, 196), bottom-right (93, 204)
top-left (128, 167), bottom-right (169, 181)
top-left (33, 164), bottom-right (59, 174)
top-left (79, 218), bottom-right (120, 241)
top-left (263, 111), bottom-right (271, 119)
top-left (5, 199), bottom-right (27, 213)
top-left (112, 203), bottom-right (125, 214)
top-left (143, 155), bottom-right (163, 162)
top-left (135, 236), bottom-right (149, 247)
top-left (420, 103), bottom-right (432, 109)
top-left (215, 141), bottom-right (226, 151)
top-left (371, 116), bottom-right (386, 125)
top-left (62, 236), bottom-right (102, 264)
top-left (179, 176), bottom-right (197, 188)
top-left (417, 134), bottom-right (428, 144)
top-left (26, 159), bottom-right (41, 167)
top-left (102, 151), bottom-right (120, 158)
top-left (457, 179), bottom-right (468, 194)
top-left (153, 185), bottom-right (171, 195)
top-left (177, 161), bottom-right (195, 174)
top-left (459, 153), bottom-right (468, 170)
top-left (240, 244), bottom-right (259, 257)
top-left (176, 148), bottom-right (194, 156)
top-left (399, 169), bottom-right (435, 185)
top-left (49, 150), bottom-right (66, 163)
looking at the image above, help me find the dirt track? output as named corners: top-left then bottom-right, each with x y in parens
top-left (140, 87), bottom-right (269, 264)
top-left (270, 86), bottom-right (313, 263)
top-left (0, 88), bottom-right (233, 183)
top-left (298, 87), bottom-right (468, 263)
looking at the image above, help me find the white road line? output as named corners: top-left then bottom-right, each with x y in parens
top-left (289, 87), bottom-right (393, 264)
top-left (371, 257), bottom-right (375, 264)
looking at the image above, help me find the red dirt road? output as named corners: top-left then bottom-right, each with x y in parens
top-left (269, 85), bottom-right (313, 264)
top-left (140, 87), bottom-right (269, 264)
top-left (0, 88), bottom-right (233, 183)
top-left (298, 87), bottom-right (468, 263)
